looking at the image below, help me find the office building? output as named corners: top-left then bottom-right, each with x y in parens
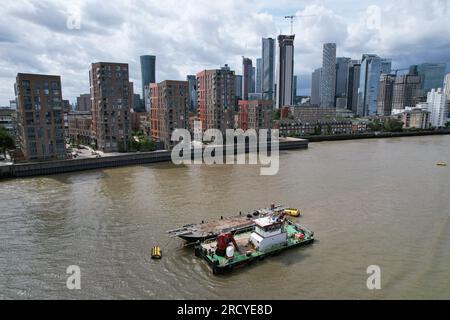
top-left (357, 54), bottom-right (392, 116)
top-left (335, 57), bottom-right (351, 108)
top-left (242, 57), bottom-right (253, 100)
top-left (150, 80), bottom-right (189, 149)
top-left (320, 43), bottom-right (337, 108)
top-left (15, 73), bottom-right (66, 161)
top-left (89, 62), bottom-right (132, 152)
top-left (235, 75), bottom-right (243, 100)
top-left (256, 58), bottom-right (262, 94)
top-left (310, 68), bottom-right (321, 106)
top-left (197, 65), bottom-right (235, 133)
top-left (276, 35), bottom-right (295, 109)
top-left (140, 55), bottom-right (156, 99)
top-left (377, 74), bottom-right (396, 116)
top-left (347, 61), bottom-right (361, 112)
top-left (392, 74), bottom-right (422, 110)
top-left (262, 38), bottom-right (276, 101)
top-left (415, 63), bottom-right (446, 94)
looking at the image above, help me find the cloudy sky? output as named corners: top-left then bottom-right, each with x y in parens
top-left (1, 0), bottom-right (449, 105)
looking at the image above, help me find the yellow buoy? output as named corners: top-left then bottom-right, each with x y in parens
top-left (151, 246), bottom-right (162, 259)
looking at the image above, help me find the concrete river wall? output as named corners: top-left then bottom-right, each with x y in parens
top-left (0, 138), bottom-right (308, 179)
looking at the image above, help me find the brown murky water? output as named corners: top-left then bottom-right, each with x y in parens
top-left (1, 136), bottom-right (450, 299)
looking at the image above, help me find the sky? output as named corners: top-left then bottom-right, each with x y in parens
top-left (1, 0), bottom-right (450, 105)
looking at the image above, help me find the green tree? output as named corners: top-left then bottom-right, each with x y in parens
top-left (368, 119), bottom-right (382, 132)
top-left (445, 121), bottom-right (450, 128)
top-left (384, 118), bottom-right (404, 132)
top-left (0, 125), bottom-right (15, 158)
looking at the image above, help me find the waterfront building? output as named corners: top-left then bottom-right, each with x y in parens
top-left (289, 106), bottom-right (336, 123)
top-left (76, 93), bottom-right (91, 112)
top-left (262, 38), bottom-right (276, 101)
top-left (415, 63), bottom-right (446, 94)
top-left (187, 75), bottom-right (198, 111)
top-left (427, 88), bottom-right (447, 127)
top-left (14, 73), bottom-right (66, 161)
top-left (197, 65), bottom-right (235, 133)
top-left (310, 68), bottom-right (321, 106)
top-left (377, 74), bottom-right (396, 116)
top-left (150, 80), bottom-right (189, 149)
top-left (242, 57), bottom-right (253, 100)
top-left (237, 100), bottom-right (273, 131)
top-left (444, 74), bottom-right (450, 119)
top-left (256, 58), bottom-right (262, 94)
top-left (392, 74), bottom-right (422, 110)
top-left (89, 62), bottom-right (132, 152)
top-left (335, 57), bottom-right (352, 108)
top-left (357, 54), bottom-right (392, 116)
top-left (320, 43), bottom-right (337, 108)
top-left (276, 35), bottom-right (295, 109)
top-left (140, 55), bottom-right (156, 100)
top-left (68, 112), bottom-right (92, 145)
top-left (277, 119), bottom-right (352, 137)
top-left (393, 107), bottom-right (430, 129)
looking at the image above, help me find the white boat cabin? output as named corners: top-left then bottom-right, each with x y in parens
top-left (250, 216), bottom-right (287, 252)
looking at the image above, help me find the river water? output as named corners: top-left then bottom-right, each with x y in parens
top-left (1, 136), bottom-right (449, 300)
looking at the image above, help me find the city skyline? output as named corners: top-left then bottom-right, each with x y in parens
top-left (1, 0), bottom-right (450, 105)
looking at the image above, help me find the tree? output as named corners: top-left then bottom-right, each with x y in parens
top-left (384, 118), bottom-right (404, 132)
top-left (445, 121), bottom-right (450, 128)
top-left (0, 125), bottom-right (15, 158)
top-left (368, 119), bottom-right (382, 132)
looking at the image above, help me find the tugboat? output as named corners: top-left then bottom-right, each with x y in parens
top-left (167, 204), bottom-right (291, 243)
top-left (194, 212), bottom-right (314, 275)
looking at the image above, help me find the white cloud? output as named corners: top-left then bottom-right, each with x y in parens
top-left (0, 0), bottom-right (449, 104)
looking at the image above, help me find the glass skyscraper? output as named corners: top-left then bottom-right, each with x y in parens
top-left (357, 54), bottom-right (391, 116)
top-left (261, 38), bottom-right (275, 101)
top-left (416, 63), bottom-right (447, 94)
top-left (140, 55), bottom-right (156, 100)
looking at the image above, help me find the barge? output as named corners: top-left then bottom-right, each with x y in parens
top-left (194, 212), bottom-right (314, 275)
top-left (167, 204), bottom-right (289, 243)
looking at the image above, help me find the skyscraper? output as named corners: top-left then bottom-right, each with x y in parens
top-left (197, 65), bottom-right (235, 132)
top-left (140, 55), bottom-right (156, 103)
top-left (444, 74), bottom-right (450, 118)
top-left (310, 68), bottom-right (321, 106)
top-left (377, 74), bottom-right (396, 116)
top-left (392, 74), bottom-right (422, 110)
top-left (256, 58), bottom-right (262, 94)
top-left (335, 57), bottom-right (351, 108)
top-left (416, 63), bottom-right (446, 94)
top-left (347, 61), bottom-right (360, 113)
top-left (186, 75), bottom-right (198, 111)
top-left (150, 80), bottom-right (189, 149)
top-left (320, 43), bottom-right (337, 108)
top-left (262, 38), bottom-right (276, 101)
top-left (251, 66), bottom-right (256, 93)
top-left (357, 54), bottom-right (392, 116)
top-left (276, 34), bottom-right (295, 109)
top-left (427, 88), bottom-right (446, 127)
top-left (293, 75), bottom-right (298, 99)
top-left (15, 73), bottom-right (66, 161)
top-left (76, 93), bottom-right (91, 112)
top-left (90, 62), bottom-right (132, 152)
top-left (235, 75), bottom-right (243, 100)
top-left (242, 57), bottom-right (253, 100)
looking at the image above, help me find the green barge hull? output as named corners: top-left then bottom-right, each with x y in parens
top-left (194, 221), bottom-right (315, 275)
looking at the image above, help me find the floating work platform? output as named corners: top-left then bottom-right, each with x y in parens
top-left (194, 217), bottom-right (314, 275)
top-left (167, 205), bottom-right (290, 243)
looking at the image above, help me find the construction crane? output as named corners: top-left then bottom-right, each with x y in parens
top-left (284, 14), bottom-right (317, 35)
